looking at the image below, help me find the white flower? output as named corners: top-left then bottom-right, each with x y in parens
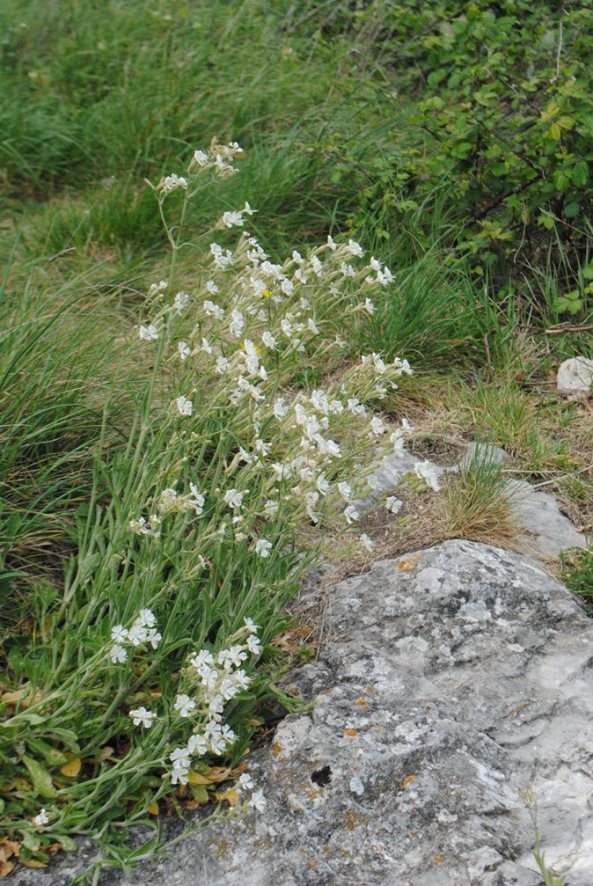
top-left (158, 174), bottom-right (188, 194)
top-left (129, 707), bottom-right (156, 728)
top-left (193, 149), bottom-right (209, 166)
top-left (189, 649), bottom-right (214, 671)
top-left (246, 634), bottom-right (262, 655)
top-left (218, 645), bottom-right (248, 668)
top-left (340, 262), bottom-right (356, 278)
top-left (176, 395), bottom-right (193, 416)
top-left (344, 505), bottom-right (360, 524)
top-left (128, 623), bottom-right (148, 646)
top-left (370, 416), bottom-right (386, 436)
top-left (304, 490), bottom-right (320, 523)
top-left (273, 398), bottom-right (288, 419)
top-left (174, 291), bottom-right (190, 312)
top-left (147, 280), bottom-right (168, 296)
top-left (364, 298), bottom-right (375, 315)
top-left (171, 765), bottom-right (190, 785)
top-left (229, 309), bottom-right (245, 338)
top-left (174, 694), bottom-right (197, 718)
top-left (360, 533), bottom-right (374, 552)
top-left (327, 235), bottom-right (337, 250)
top-left (377, 265), bottom-right (394, 285)
top-left (385, 496), bottom-right (403, 514)
top-left (264, 499), bottom-right (278, 517)
top-left (187, 733), bottom-right (208, 755)
top-left (385, 495), bottom-right (403, 514)
top-left (206, 279), bottom-right (219, 294)
top-left (147, 628), bottom-right (162, 649)
top-left (203, 299), bottom-right (224, 320)
top-left (137, 609), bottom-right (157, 627)
top-left (390, 430), bottom-right (405, 455)
top-left (215, 356), bottom-right (229, 374)
top-left (111, 624), bottom-right (128, 643)
top-left (178, 341), bottom-right (191, 360)
top-left (201, 337), bottom-right (213, 354)
top-left (170, 746), bottom-right (191, 768)
top-left (139, 323), bottom-right (159, 341)
top-left (254, 538), bottom-right (272, 558)
top-left (32, 808), bottom-right (49, 827)
top-left (348, 398), bottom-right (366, 416)
top-left (188, 483), bottom-right (205, 515)
top-left (244, 617), bottom-right (259, 633)
top-left (311, 255), bottom-right (323, 276)
top-left (250, 790), bottom-right (266, 812)
top-left (237, 773), bottom-right (254, 792)
top-left (262, 330), bottom-right (277, 349)
top-left (414, 461), bottom-right (441, 492)
top-left (338, 482), bottom-right (351, 501)
top-left (224, 489), bottom-right (245, 509)
top-left (401, 417), bottom-right (413, 434)
top-left (347, 238), bottom-right (364, 257)
top-left (292, 250), bottom-right (304, 265)
top-left (307, 318), bottom-right (319, 334)
top-left (221, 210), bottom-right (245, 228)
top-left (110, 644), bottom-right (127, 664)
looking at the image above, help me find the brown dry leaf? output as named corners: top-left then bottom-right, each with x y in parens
top-left (59, 758), bottom-right (81, 778)
top-left (0, 842), bottom-right (18, 878)
top-left (272, 627), bottom-right (311, 651)
top-left (433, 855), bottom-right (446, 865)
top-left (188, 767), bottom-right (230, 785)
top-left (1, 688), bottom-right (42, 708)
top-left (214, 789), bottom-right (240, 807)
top-left (343, 728), bottom-right (359, 736)
top-left (402, 774), bottom-right (416, 789)
top-left (147, 801), bottom-right (159, 815)
top-left (96, 747), bottom-right (114, 764)
top-left (354, 699), bottom-right (368, 707)
top-left (271, 743), bottom-right (283, 757)
top-left (0, 859), bottom-right (15, 878)
top-left (20, 859), bottom-right (48, 869)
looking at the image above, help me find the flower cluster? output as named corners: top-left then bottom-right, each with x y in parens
top-left (110, 609), bottom-right (162, 664)
top-left (189, 139), bottom-right (244, 179)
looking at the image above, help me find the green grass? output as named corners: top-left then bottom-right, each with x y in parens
top-left (561, 547), bottom-right (593, 615)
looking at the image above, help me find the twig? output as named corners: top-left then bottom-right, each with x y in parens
top-left (46, 246), bottom-right (76, 263)
top-left (545, 323), bottom-right (593, 334)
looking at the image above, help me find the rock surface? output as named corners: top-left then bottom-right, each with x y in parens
top-left (557, 356), bottom-right (593, 395)
top-left (26, 541), bottom-right (593, 885)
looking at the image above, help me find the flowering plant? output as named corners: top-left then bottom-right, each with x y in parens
top-left (0, 140), bottom-right (413, 873)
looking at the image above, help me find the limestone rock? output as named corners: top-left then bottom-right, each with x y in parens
top-left (557, 356), bottom-right (593, 395)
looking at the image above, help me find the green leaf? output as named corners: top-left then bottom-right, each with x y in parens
top-left (22, 756), bottom-right (57, 799)
top-left (58, 834), bottom-right (77, 852)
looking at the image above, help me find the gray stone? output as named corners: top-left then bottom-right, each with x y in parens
top-left (557, 356), bottom-right (593, 395)
top-left (509, 479), bottom-right (586, 558)
top-left (459, 441), bottom-right (510, 470)
top-left (28, 541), bottom-right (593, 885)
